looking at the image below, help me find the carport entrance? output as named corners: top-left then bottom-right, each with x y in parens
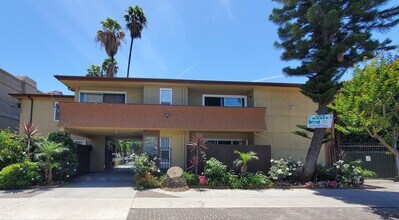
top-left (104, 136), bottom-right (143, 170)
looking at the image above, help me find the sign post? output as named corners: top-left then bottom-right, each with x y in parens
top-left (307, 114), bottom-right (333, 129)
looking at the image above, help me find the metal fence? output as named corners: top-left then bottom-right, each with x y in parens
top-left (341, 143), bottom-right (397, 178)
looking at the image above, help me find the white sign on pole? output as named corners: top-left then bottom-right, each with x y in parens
top-left (307, 114), bottom-right (333, 128)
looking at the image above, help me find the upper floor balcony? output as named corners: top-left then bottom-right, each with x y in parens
top-left (58, 102), bottom-right (267, 131)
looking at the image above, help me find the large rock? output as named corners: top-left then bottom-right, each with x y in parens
top-left (162, 166), bottom-right (189, 191)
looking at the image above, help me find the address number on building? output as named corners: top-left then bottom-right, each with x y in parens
top-left (307, 114), bottom-right (333, 128)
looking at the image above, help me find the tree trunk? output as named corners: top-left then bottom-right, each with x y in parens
top-left (127, 37), bottom-right (134, 78)
top-left (300, 103), bottom-right (329, 183)
top-left (27, 138), bottom-right (31, 161)
top-left (241, 164), bottom-right (247, 176)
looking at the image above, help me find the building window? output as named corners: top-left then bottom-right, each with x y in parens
top-left (53, 102), bottom-right (60, 121)
top-left (205, 139), bottom-right (247, 145)
top-left (73, 140), bottom-right (87, 145)
top-left (79, 91), bottom-right (126, 104)
top-left (202, 95), bottom-right (247, 107)
top-left (160, 88), bottom-right (172, 105)
top-left (160, 137), bottom-right (171, 169)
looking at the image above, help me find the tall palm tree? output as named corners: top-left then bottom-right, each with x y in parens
top-left (102, 58), bottom-right (119, 77)
top-left (233, 151), bottom-right (259, 176)
top-left (124, 5), bottom-right (147, 78)
top-left (35, 141), bottom-right (68, 185)
top-left (96, 17), bottom-right (125, 77)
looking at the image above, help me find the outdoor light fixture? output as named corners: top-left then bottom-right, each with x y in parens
top-left (164, 112), bottom-right (170, 118)
top-left (290, 105), bottom-right (296, 110)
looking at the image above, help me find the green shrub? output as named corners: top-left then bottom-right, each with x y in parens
top-left (0, 129), bottom-right (25, 170)
top-left (246, 172), bottom-right (273, 187)
top-left (312, 163), bottom-right (336, 181)
top-left (268, 158), bottom-right (302, 182)
top-left (136, 172), bottom-right (161, 188)
top-left (0, 161), bottom-right (43, 189)
top-left (47, 132), bottom-right (78, 183)
top-left (333, 160), bottom-right (376, 186)
top-left (133, 153), bottom-right (160, 188)
top-left (183, 172), bottom-right (199, 185)
top-left (204, 158), bottom-right (228, 186)
top-left (224, 172), bottom-right (244, 188)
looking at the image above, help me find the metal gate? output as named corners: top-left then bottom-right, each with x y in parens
top-left (341, 143), bottom-right (397, 178)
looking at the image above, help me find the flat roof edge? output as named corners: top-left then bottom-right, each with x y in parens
top-left (54, 75), bottom-right (302, 87)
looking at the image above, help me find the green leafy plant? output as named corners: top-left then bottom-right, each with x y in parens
top-left (0, 161), bottom-right (43, 189)
top-left (86, 64), bottom-right (103, 77)
top-left (0, 129), bottom-right (25, 171)
top-left (183, 171), bottom-right (199, 186)
top-left (204, 157), bottom-right (228, 186)
top-left (47, 132), bottom-right (78, 183)
top-left (233, 150), bottom-right (259, 176)
top-left (312, 163), bottom-right (336, 181)
top-left (246, 172), bottom-right (273, 187)
top-left (35, 141), bottom-right (68, 185)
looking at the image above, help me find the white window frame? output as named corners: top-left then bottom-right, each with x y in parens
top-left (78, 90), bottom-right (128, 103)
top-left (205, 138), bottom-right (248, 145)
top-left (160, 88), bottom-right (173, 105)
top-left (53, 102), bottom-right (60, 121)
top-left (202, 94), bottom-right (247, 107)
top-left (159, 137), bottom-right (171, 169)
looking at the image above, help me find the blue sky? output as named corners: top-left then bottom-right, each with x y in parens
top-left (1, 0), bottom-right (398, 95)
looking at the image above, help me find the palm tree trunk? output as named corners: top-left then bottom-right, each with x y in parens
top-left (127, 37), bottom-right (134, 78)
top-left (300, 103), bottom-right (329, 183)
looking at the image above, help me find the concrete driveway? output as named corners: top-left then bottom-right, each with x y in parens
top-left (0, 167), bottom-right (136, 220)
top-left (0, 174), bottom-right (398, 220)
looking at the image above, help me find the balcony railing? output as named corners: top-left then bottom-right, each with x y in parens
top-left (59, 102), bottom-right (267, 131)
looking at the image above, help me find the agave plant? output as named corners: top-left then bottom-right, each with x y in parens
top-left (20, 121), bottom-right (39, 160)
top-left (233, 151), bottom-right (259, 176)
top-left (187, 133), bottom-right (208, 175)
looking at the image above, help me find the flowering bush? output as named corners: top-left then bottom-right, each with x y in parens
top-left (268, 158), bottom-right (303, 182)
top-left (198, 176), bottom-right (208, 185)
top-left (0, 161), bottom-right (43, 189)
top-left (333, 160), bottom-right (375, 186)
top-left (133, 153), bottom-right (160, 188)
top-left (136, 172), bottom-right (161, 188)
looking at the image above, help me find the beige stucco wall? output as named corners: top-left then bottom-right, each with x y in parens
top-left (253, 87), bottom-right (325, 163)
top-left (74, 87), bottom-right (143, 104)
top-left (19, 97), bottom-right (73, 136)
top-left (144, 86), bottom-right (188, 105)
top-left (160, 130), bottom-right (189, 169)
top-left (90, 136), bottom-right (105, 172)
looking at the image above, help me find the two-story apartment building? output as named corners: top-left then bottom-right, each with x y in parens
top-left (11, 75), bottom-right (326, 172)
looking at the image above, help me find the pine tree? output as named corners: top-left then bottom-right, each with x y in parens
top-left (270, 0), bottom-right (399, 182)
